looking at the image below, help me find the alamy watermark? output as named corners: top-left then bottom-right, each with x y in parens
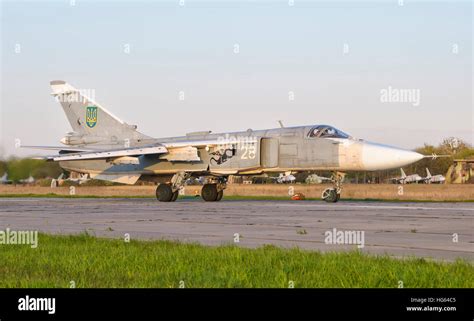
top-left (216, 133), bottom-right (258, 149)
top-left (324, 228), bottom-right (365, 248)
top-left (55, 88), bottom-right (96, 104)
top-left (18, 295), bottom-right (55, 314)
top-left (380, 86), bottom-right (420, 107)
top-left (0, 228), bottom-right (38, 248)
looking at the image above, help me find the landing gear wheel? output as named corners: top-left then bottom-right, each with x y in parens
top-left (201, 184), bottom-right (218, 202)
top-left (216, 190), bottom-right (224, 201)
top-left (157, 183), bottom-right (174, 202)
top-left (322, 188), bottom-right (339, 203)
top-left (171, 191), bottom-right (179, 202)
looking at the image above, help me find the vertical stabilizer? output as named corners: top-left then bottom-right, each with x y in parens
top-left (50, 80), bottom-right (151, 146)
top-left (400, 168), bottom-right (406, 178)
top-left (426, 168), bottom-right (432, 178)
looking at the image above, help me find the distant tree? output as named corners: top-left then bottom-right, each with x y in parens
top-left (6, 158), bottom-right (62, 181)
top-left (440, 137), bottom-right (469, 155)
top-left (0, 160), bottom-right (6, 176)
top-left (31, 161), bottom-right (63, 179)
top-left (454, 148), bottom-right (474, 160)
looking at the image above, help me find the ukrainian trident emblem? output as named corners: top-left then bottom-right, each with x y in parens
top-left (86, 106), bottom-right (98, 128)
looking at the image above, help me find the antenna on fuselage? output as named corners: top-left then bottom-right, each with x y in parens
top-left (278, 120), bottom-right (285, 128)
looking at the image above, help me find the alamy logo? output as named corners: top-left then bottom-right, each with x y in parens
top-left (86, 106), bottom-right (98, 128)
top-left (18, 295), bottom-right (55, 314)
top-left (0, 228), bottom-right (38, 248)
top-left (380, 86), bottom-right (420, 107)
top-left (324, 228), bottom-right (365, 248)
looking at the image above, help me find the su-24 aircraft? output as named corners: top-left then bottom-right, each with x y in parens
top-left (391, 168), bottom-right (423, 184)
top-left (0, 173), bottom-right (12, 185)
top-left (24, 80), bottom-right (436, 202)
top-left (390, 168), bottom-right (446, 184)
top-left (422, 168), bottom-right (446, 184)
top-left (0, 173), bottom-right (33, 185)
top-left (272, 172), bottom-right (296, 184)
top-left (55, 173), bottom-right (90, 185)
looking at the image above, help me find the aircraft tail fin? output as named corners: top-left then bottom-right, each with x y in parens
top-left (400, 168), bottom-right (406, 178)
top-left (50, 80), bottom-right (151, 146)
top-left (426, 168), bottom-right (432, 178)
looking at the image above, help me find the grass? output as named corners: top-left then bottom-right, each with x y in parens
top-left (0, 233), bottom-right (472, 288)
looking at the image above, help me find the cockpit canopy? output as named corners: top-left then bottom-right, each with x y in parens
top-left (308, 125), bottom-right (350, 139)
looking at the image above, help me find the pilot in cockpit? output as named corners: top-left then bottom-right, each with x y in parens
top-left (309, 126), bottom-right (349, 139)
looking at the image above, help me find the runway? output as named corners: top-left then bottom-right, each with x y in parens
top-left (1, 198), bottom-right (473, 261)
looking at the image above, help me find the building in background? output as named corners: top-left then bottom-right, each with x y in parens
top-left (446, 159), bottom-right (474, 184)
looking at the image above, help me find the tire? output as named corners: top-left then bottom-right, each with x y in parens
top-left (201, 184), bottom-right (218, 202)
top-left (157, 183), bottom-right (174, 202)
top-left (171, 191), bottom-right (179, 202)
top-left (216, 190), bottom-right (223, 201)
top-left (322, 188), bottom-right (338, 203)
top-left (155, 185), bottom-right (160, 200)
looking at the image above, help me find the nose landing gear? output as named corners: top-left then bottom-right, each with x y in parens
top-left (322, 172), bottom-right (345, 203)
top-left (322, 188), bottom-right (339, 203)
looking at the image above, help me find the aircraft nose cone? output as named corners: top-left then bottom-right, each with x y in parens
top-left (362, 143), bottom-right (423, 171)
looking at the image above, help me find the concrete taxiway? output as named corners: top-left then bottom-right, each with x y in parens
top-left (0, 198), bottom-right (472, 261)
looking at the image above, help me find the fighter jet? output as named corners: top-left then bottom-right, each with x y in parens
top-left (305, 174), bottom-right (332, 184)
top-left (0, 173), bottom-right (12, 185)
top-left (19, 175), bottom-right (35, 184)
top-left (24, 80), bottom-right (427, 202)
top-left (275, 172), bottom-right (296, 184)
top-left (391, 168), bottom-right (423, 184)
top-left (421, 168), bottom-right (445, 184)
top-left (56, 173), bottom-right (90, 185)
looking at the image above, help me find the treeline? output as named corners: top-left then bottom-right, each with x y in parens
top-left (0, 159), bottom-right (62, 182)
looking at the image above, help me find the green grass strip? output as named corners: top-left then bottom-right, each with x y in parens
top-left (0, 233), bottom-right (472, 288)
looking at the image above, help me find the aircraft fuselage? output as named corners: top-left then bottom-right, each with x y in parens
top-left (59, 125), bottom-right (423, 179)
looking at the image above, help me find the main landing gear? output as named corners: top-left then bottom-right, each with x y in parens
top-left (156, 173), bottom-right (227, 202)
top-left (321, 172), bottom-right (345, 203)
top-left (201, 177), bottom-right (227, 202)
top-left (156, 172), bottom-right (190, 202)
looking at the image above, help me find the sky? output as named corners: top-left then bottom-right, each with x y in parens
top-left (0, 0), bottom-right (472, 158)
